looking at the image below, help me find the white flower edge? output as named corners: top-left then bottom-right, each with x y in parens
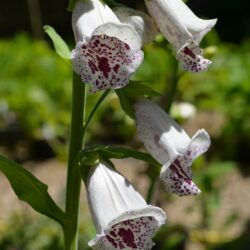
top-left (72, 0), bottom-right (120, 42)
top-left (89, 205), bottom-right (166, 249)
top-left (92, 22), bottom-right (142, 50)
top-left (113, 6), bottom-right (158, 46)
top-left (72, 0), bottom-right (142, 49)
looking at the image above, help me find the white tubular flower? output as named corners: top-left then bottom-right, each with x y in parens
top-left (87, 162), bottom-right (166, 249)
top-left (145, 0), bottom-right (217, 72)
top-left (135, 99), bottom-right (210, 196)
top-left (113, 6), bottom-right (158, 46)
top-left (72, 0), bottom-right (144, 93)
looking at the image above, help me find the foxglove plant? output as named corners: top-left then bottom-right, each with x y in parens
top-left (135, 99), bottom-right (211, 196)
top-left (86, 162), bottom-right (166, 249)
top-left (0, 0), bottom-right (217, 250)
top-left (71, 0), bottom-right (144, 92)
top-left (145, 0), bottom-right (217, 72)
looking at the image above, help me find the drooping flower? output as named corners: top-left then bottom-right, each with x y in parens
top-left (87, 162), bottom-right (166, 249)
top-left (145, 0), bottom-right (217, 72)
top-left (134, 99), bottom-right (210, 196)
top-left (71, 0), bottom-right (144, 92)
top-left (113, 6), bottom-right (158, 46)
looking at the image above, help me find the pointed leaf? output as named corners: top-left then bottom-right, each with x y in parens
top-left (44, 25), bottom-right (71, 59)
top-left (124, 81), bottom-right (161, 98)
top-left (99, 146), bottom-right (160, 166)
top-left (115, 89), bottom-right (134, 118)
top-left (0, 155), bottom-right (67, 224)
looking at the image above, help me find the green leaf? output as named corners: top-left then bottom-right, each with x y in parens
top-left (124, 81), bottom-right (161, 98)
top-left (115, 89), bottom-right (134, 118)
top-left (116, 82), bottom-right (161, 118)
top-left (43, 25), bottom-right (71, 59)
top-left (99, 146), bottom-right (160, 166)
top-left (0, 155), bottom-right (67, 225)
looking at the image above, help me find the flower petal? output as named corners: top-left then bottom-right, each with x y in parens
top-left (72, 0), bottom-right (120, 42)
top-left (113, 6), bottom-right (158, 46)
top-left (89, 206), bottom-right (166, 250)
top-left (145, 0), bottom-right (191, 50)
top-left (134, 99), bottom-right (191, 165)
top-left (186, 129), bottom-right (211, 159)
top-left (176, 41), bottom-right (211, 72)
top-left (87, 163), bottom-right (150, 233)
top-left (160, 156), bottom-right (201, 196)
top-left (161, 0), bottom-right (217, 42)
top-left (72, 33), bottom-right (143, 92)
top-left (93, 22), bottom-right (142, 51)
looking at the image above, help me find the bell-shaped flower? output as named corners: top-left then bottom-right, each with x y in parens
top-left (71, 0), bottom-right (144, 92)
top-left (86, 162), bottom-right (166, 249)
top-left (145, 0), bottom-right (217, 72)
top-left (134, 99), bottom-right (210, 196)
top-left (113, 6), bottom-right (158, 46)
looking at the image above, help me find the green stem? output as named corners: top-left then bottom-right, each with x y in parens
top-left (82, 89), bottom-right (110, 138)
top-left (63, 72), bottom-right (86, 250)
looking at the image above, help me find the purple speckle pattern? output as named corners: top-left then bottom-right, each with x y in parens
top-left (160, 151), bottom-right (201, 197)
top-left (94, 217), bottom-right (158, 250)
top-left (177, 42), bottom-right (211, 72)
top-left (72, 34), bottom-right (143, 92)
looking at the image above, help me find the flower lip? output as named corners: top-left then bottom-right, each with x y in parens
top-left (160, 129), bottom-right (210, 196)
top-left (89, 206), bottom-right (166, 249)
top-left (176, 41), bottom-right (212, 72)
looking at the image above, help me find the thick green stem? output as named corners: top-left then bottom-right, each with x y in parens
top-left (64, 72), bottom-right (86, 250)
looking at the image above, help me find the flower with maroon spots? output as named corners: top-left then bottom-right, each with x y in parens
top-left (87, 162), bottom-right (166, 249)
top-left (71, 0), bottom-right (144, 92)
top-left (134, 99), bottom-right (211, 196)
top-left (145, 0), bottom-right (217, 72)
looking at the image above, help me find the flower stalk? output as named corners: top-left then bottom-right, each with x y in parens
top-left (63, 72), bottom-right (86, 250)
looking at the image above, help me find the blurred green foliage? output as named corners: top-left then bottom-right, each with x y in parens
top-left (0, 34), bottom-right (72, 158)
